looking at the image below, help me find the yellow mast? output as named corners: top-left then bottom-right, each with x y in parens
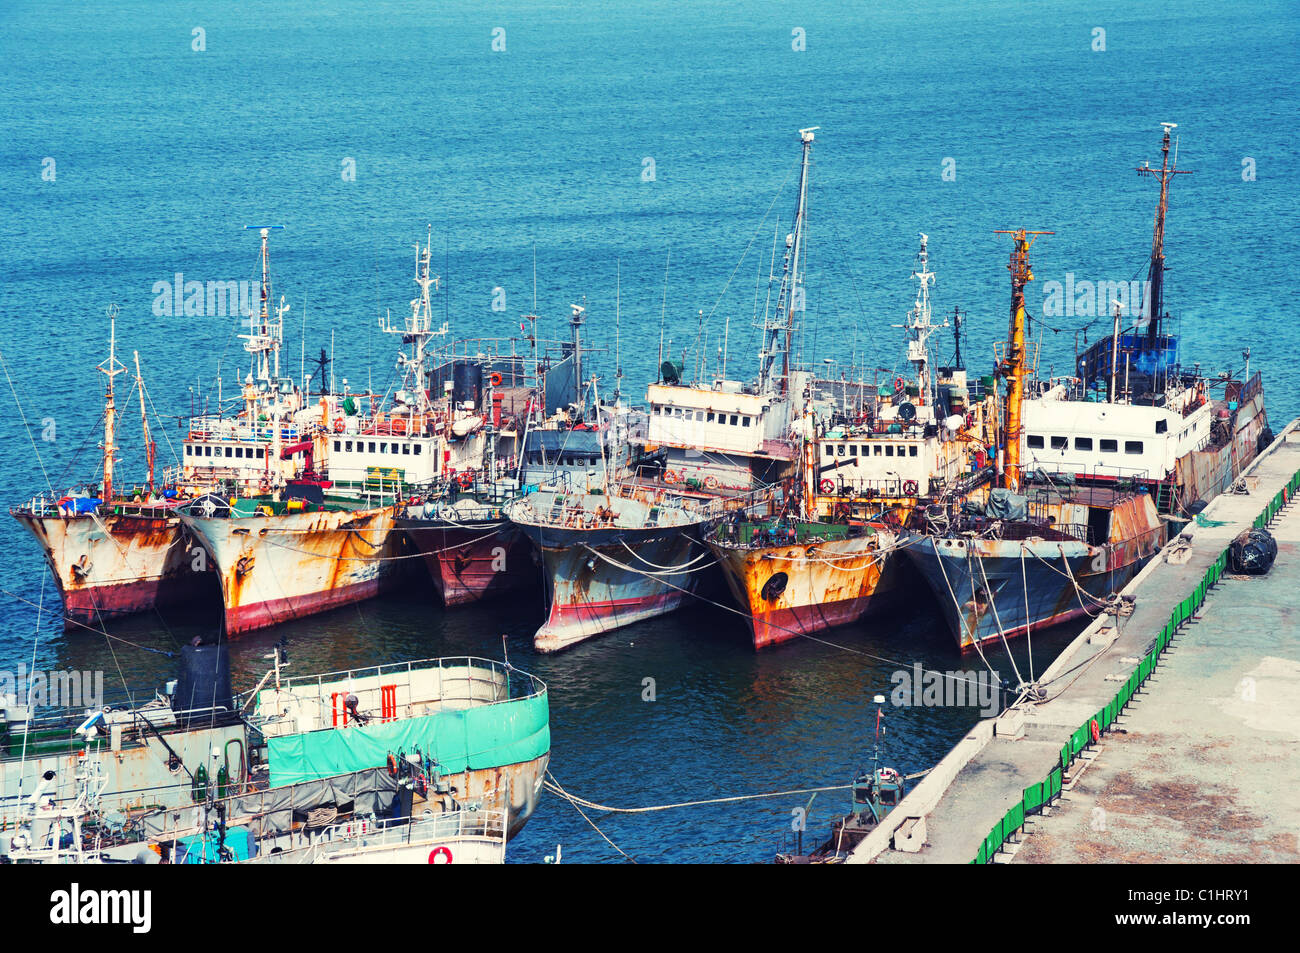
top-left (993, 229), bottom-right (1052, 493)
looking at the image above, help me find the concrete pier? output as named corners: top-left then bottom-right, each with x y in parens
top-left (850, 421), bottom-right (1300, 865)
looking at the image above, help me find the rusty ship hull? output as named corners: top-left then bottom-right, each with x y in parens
top-left (1177, 383), bottom-right (1269, 505)
top-left (11, 505), bottom-right (216, 629)
top-left (397, 515), bottom-right (533, 606)
top-left (180, 501), bottom-right (400, 636)
top-left (708, 525), bottom-right (903, 650)
top-left (507, 489), bottom-right (709, 652)
top-left (903, 493), bottom-right (1164, 651)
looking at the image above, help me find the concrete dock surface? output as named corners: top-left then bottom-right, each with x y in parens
top-left (854, 423), bottom-right (1300, 865)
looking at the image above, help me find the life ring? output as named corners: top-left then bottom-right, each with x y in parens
top-left (489, 372), bottom-right (503, 388)
top-left (333, 418), bottom-right (345, 433)
top-left (902, 480), bottom-right (919, 497)
top-left (704, 475), bottom-right (718, 489)
top-left (458, 470), bottom-right (474, 488)
top-left (391, 417), bottom-right (407, 434)
top-left (428, 846), bottom-right (453, 864)
top-left (1090, 719), bottom-right (1100, 743)
top-left (259, 479), bottom-right (271, 494)
top-left (663, 471), bottom-right (679, 485)
top-left (386, 753), bottom-right (398, 777)
top-left (819, 479), bottom-right (836, 494)
top-left (895, 376), bottom-right (905, 391)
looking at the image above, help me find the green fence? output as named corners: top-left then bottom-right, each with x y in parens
top-left (972, 468), bottom-right (1299, 863)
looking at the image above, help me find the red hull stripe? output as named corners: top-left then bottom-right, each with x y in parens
top-left (224, 577), bottom-right (381, 636)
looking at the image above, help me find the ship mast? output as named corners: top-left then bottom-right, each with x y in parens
top-left (1137, 122), bottom-right (1190, 347)
top-left (97, 304), bottom-right (126, 503)
top-left (994, 229), bottom-right (1052, 493)
top-left (900, 233), bottom-right (944, 406)
top-left (241, 226), bottom-right (286, 488)
top-left (570, 302), bottom-right (586, 416)
top-left (382, 226), bottom-right (447, 415)
top-left (133, 351), bottom-right (156, 493)
top-left (759, 126), bottom-right (817, 396)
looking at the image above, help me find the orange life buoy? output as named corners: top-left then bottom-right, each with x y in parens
top-left (458, 470), bottom-right (474, 488)
top-left (428, 845), bottom-right (453, 864)
top-left (895, 376), bottom-right (906, 391)
top-left (819, 479), bottom-right (835, 494)
top-left (489, 372), bottom-right (503, 387)
top-left (386, 753), bottom-right (398, 777)
top-left (663, 471), bottom-right (678, 485)
top-left (1090, 719), bottom-right (1100, 743)
top-left (392, 417), bottom-right (407, 434)
top-left (902, 480), bottom-right (918, 497)
top-left (333, 418), bottom-right (345, 433)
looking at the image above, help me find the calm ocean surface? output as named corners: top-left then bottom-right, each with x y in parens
top-left (0, 1), bottom-right (1296, 862)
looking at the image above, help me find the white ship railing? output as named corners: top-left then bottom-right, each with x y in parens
top-left (249, 809), bottom-right (507, 864)
top-left (244, 657), bottom-right (546, 737)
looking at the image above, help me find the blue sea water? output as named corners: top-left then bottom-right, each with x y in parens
top-left (0, 1), bottom-right (1296, 862)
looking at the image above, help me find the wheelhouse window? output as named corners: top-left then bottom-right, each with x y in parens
top-left (1027, 435), bottom-right (1044, 449)
top-left (1155, 419), bottom-right (1168, 434)
top-left (1100, 439), bottom-right (1117, 453)
top-left (1050, 436), bottom-right (1067, 450)
top-left (1125, 440), bottom-right (1143, 454)
top-left (1075, 437), bottom-right (1093, 451)
top-left (909, 446), bottom-right (918, 457)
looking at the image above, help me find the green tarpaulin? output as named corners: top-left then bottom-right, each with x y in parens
top-left (267, 694), bottom-right (550, 787)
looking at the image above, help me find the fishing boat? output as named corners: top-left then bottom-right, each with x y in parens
top-left (634, 132), bottom-right (826, 497)
top-left (177, 490), bottom-right (401, 636)
top-left (776, 694), bottom-right (906, 863)
top-left (11, 307), bottom-right (219, 629)
top-left (0, 640), bottom-right (256, 848)
top-left (902, 229), bottom-right (1166, 652)
top-left (506, 482), bottom-right (714, 652)
top-left (177, 232), bottom-right (526, 635)
top-left (708, 227), bottom-right (1000, 649)
top-left (1, 646), bottom-right (549, 863)
top-left (1020, 124), bottom-right (1269, 520)
top-left (396, 300), bottom-right (638, 608)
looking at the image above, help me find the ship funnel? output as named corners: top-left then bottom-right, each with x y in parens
top-left (173, 641), bottom-right (234, 721)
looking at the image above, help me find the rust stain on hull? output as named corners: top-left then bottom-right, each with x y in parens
top-left (709, 529), bottom-right (902, 649)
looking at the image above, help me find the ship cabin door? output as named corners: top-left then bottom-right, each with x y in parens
top-left (1086, 506), bottom-right (1111, 547)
